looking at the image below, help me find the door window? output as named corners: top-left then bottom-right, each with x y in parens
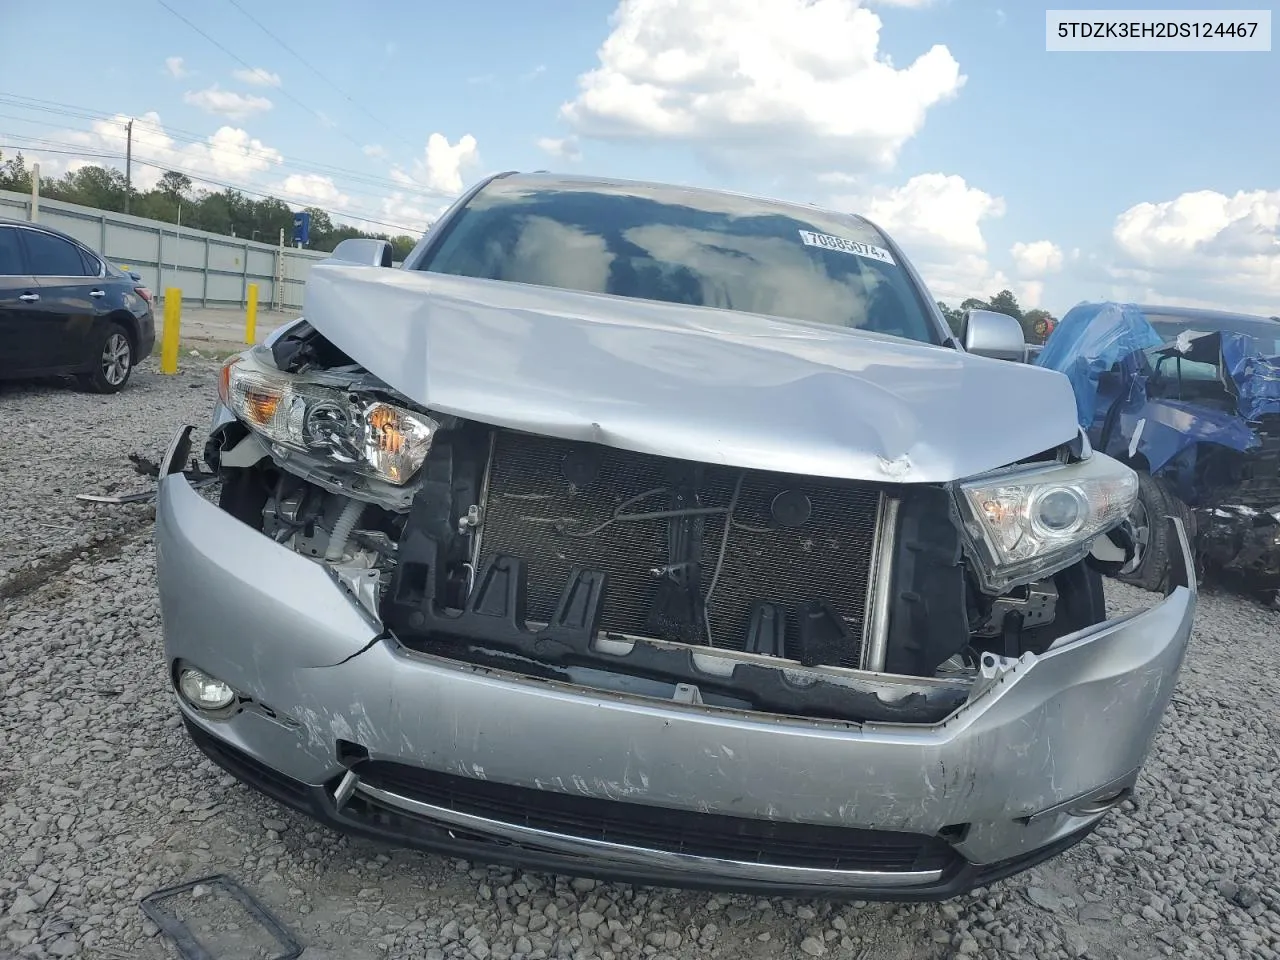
top-left (78, 246), bottom-right (102, 277)
top-left (0, 227), bottom-right (25, 276)
top-left (23, 230), bottom-right (93, 277)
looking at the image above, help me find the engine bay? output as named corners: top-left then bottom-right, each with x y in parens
top-left (198, 327), bottom-right (1138, 723)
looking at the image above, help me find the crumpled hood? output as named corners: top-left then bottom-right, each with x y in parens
top-left (302, 264), bottom-right (1080, 483)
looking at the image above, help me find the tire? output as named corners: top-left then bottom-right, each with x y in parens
top-left (76, 321), bottom-right (135, 394)
top-left (1117, 471), bottom-right (1195, 592)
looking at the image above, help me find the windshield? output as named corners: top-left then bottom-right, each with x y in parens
top-left (1146, 313), bottom-right (1280, 356)
top-left (415, 178), bottom-right (941, 344)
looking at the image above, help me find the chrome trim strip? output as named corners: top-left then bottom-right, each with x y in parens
top-left (1018, 770), bottom-right (1137, 825)
top-left (861, 495), bottom-right (900, 672)
top-left (354, 782), bottom-right (945, 888)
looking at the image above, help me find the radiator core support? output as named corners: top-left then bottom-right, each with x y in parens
top-left (470, 429), bottom-right (889, 668)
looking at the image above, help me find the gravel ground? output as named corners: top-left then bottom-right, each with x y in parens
top-left (1, 358), bottom-right (1279, 960)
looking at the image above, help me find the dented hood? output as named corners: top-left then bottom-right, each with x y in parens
top-left (302, 264), bottom-right (1080, 483)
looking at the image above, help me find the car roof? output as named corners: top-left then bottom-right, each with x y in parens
top-left (1133, 303), bottom-right (1280, 327)
top-left (0, 217), bottom-right (92, 247)
top-left (493, 171), bottom-right (877, 230)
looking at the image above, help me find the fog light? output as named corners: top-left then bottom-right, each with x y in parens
top-left (178, 667), bottom-right (236, 710)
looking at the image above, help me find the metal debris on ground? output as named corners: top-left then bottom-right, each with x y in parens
top-left (139, 874), bottom-right (304, 960)
top-left (76, 454), bottom-right (218, 504)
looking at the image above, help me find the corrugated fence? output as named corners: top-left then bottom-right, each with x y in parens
top-left (0, 189), bottom-right (330, 310)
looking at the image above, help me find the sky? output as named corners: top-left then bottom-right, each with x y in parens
top-left (0, 0), bottom-right (1276, 317)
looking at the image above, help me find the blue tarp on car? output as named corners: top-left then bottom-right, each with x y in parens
top-left (1221, 332), bottom-right (1280, 422)
top-left (1034, 302), bottom-right (1164, 429)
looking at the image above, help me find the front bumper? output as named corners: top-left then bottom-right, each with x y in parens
top-left (154, 428), bottom-right (1198, 898)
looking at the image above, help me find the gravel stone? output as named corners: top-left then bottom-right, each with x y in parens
top-left (799, 935), bottom-right (826, 956)
top-left (2, 362), bottom-right (1279, 960)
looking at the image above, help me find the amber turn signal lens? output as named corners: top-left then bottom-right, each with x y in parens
top-left (217, 358), bottom-right (235, 405)
top-left (366, 403), bottom-right (405, 453)
top-left (243, 389), bottom-right (281, 425)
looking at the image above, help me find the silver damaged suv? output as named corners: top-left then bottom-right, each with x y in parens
top-left (154, 173), bottom-right (1196, 899)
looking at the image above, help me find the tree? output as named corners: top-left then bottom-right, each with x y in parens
top-left (986, 289), bottom-right (1023, 322)
top-left (0, 150), bottom-right (424, 257)
top-left (0, 150), bottom-right (33, 192)
top-left (1022, 308), bottom-right (1057, 344)
top-left (388, 235), bottom-right (418, 261)
top-left (57, 165), bottom-right (130, 211)
top-left (157, 170), bottom-right (193, 201)
top-left (959, 297), bottom-right (989, 314)
top-left (935, 300), bottom-right (964, 336)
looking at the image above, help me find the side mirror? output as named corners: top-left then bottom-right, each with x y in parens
top-left (327, 238), bottom-right (393, 268)
top-left (963, 309), bottom-right (1026, 362)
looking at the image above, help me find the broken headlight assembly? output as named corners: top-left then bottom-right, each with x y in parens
top-left (956, 452), bottom-right (1139, 593)
top-left (218, 356), bottom-right (439, 484)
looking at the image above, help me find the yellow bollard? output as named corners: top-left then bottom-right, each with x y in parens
top-left (161, 288), bottom-right (182, 374)
top-left (245, 282), bottom-right (259, 344)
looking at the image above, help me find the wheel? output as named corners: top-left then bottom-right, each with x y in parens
top-left (77, 322), bottom-right (134, 394)
top-left (1117, 471), bottom-right (1195, 592)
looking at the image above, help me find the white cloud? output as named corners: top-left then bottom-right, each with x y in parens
top-left (1109, 188), bottom-right (1280, 314)
top-left (232, 67), bottom-right (282, 88)
top-left (164, 57), bottom-right (188, 79)
top-left (1010, 240), bottom-right (1064, 277)
top-left (835, 172), bottom-right (1011, 302)
top-left (36, 109), bottom-right (438, 238)
top-left (561, 0), bottom-right (964, 174)
top-left (537, 136), bottom-right (582, 162)
top-left (1019, 280), bottom-right (1045, 309)
top-left (393, 133), bottom-right (480, 195)
top-left (278, 173), bottom-right (349, 209)
top-left (363, 144), bottom-right (387, 158)
top-left (184, 85), bottom-right (273, 120)
top-left (61, 112), bottom-right (282, 192)
top-left (852, 172), bottom-right (1004, 255)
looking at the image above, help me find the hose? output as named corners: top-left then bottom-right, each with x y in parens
top-left (702, 471), bottom-right (745, 648)
top-left (324, 498), bottom-right (365, 562)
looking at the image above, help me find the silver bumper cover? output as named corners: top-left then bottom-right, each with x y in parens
top-left (155, 427), bottom-right (1197, 889)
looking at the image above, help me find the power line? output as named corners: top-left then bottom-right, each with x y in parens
top-left (221, 0), bottom-right (417, 151)
top-left (154, 0), bottom-right (372, 155)
top-left (0, 130), bottom-right (415, 207)
top-left (129, 156), bottom-right (426, 233)
top-left (0, 98), bottom-right (439, 198)
top-left (0, 144), bottom-right (121, 161)
top-left (0, 139), bottom-right (427, 235)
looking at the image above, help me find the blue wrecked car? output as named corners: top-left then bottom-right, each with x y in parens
top-left (1037, 302), bottom-right (1280, 596)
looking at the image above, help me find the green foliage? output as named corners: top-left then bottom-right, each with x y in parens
top-left (935, 300), bottom-right (964, 336)
top-left (1022, 308), bottom-right (1056, 344)
top-left (0, 151), bottom-right (422, 257)
top-left (986, 289), bottom-right (1023, 321)
top-left (937, 290), bottom-right (1058, 345)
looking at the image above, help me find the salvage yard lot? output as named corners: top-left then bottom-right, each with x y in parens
top-left (2, 358), bottom-right (1279, 960)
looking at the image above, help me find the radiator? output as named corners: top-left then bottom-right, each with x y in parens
top-left (475, 429), bottom-right (884, 667)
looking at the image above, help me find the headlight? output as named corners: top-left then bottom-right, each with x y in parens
top-left (223, 358), bottom-right (438, 484)
top-left (956, 452), bottom-right (1138, 593)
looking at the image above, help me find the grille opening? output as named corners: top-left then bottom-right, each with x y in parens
top-left (351, 761), bottom-right (959, 874)
top-left (475, 430), bottom-right (884, 667)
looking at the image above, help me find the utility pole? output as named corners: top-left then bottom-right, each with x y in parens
top-left (124, 119), bottom-right (134, 214)
top-left (29, 162), bottom-right (40, 222)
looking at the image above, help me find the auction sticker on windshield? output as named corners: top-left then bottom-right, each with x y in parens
top-left (798, 230), bottom-right (897, 265)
